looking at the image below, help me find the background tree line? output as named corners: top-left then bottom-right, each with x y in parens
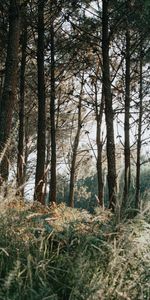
top-left (0, 0), bottom-right (150, 214)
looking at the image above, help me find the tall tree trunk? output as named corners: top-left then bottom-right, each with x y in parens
top-left (49, 2), bottom-right (57, 204)
top-left (34, 0), bottom-right (46, 204)
top-left (102, 0), bottom-right (117, 211)
top-left (123, 1), bottom-right (131, 208)
top-left (24, 117), bottom-right (29, 185)
top-left (135, 43), bottom-right (143, 210)
top-left (0, 0), bottom-right (20, 182)
top-left (17, 11), bottom-right (27, 197)
top-left (95, 84), bottom-right (104, 207)
top-left (69, 78), bottom-right (84, 208)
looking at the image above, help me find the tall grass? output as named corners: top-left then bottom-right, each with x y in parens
top-left (0, 196), bottom-right (149, 299)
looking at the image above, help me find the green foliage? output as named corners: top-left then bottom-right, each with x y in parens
top-left (56, 164), bottom-right (150, 214)
top-left (140, 165), bottom-right (150, 194)
top-left (56, 174), bottom-right (98, 212)
top-left (75, 174), bottom-right (98, 212)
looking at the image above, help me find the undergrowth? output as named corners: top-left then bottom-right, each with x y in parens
top-left (0, 196), bottom-right (149, 300)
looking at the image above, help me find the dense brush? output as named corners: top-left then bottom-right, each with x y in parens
top-left (0, 196), bottom-right (149, 300)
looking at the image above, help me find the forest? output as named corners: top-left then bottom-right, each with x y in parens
top-left (0, 0), bottom-right (150, 299)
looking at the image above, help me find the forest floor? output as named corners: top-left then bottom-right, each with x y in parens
top-left (0, 194), bottom-right (150, 300)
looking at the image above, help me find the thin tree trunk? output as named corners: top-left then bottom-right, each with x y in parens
top-left (0, 0), bottom-right (20, 182)
top-left (123, 2), bottom-right (131, 207)
top-left (135, 43), bottom-right (143, 210)
top-left (34, 0), bottom-right (46, 204)
top-left (44, 133), bottom-right (51, 204)
top-left (49, 2), bottom-right (57, 204)
top-left (102, 0), bottom-right (117, 211)
top-left (95, 84), bottom-right (104, 207)
top-left (69, 78), bottom-right (84, 208)
top-left (24, 118), bottom-right (29, 185)
top-left (17, 13), bottom-right (27, 197)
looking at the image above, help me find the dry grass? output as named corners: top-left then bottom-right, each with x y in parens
top-left (0, 194), bottom-right (149, 300)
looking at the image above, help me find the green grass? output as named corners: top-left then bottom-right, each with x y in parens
top-left (0, 198), bottom-right (150, 299)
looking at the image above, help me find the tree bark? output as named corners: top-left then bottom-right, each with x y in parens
top-left (123, 0), bottom-right (131, 208)
top-left (34, 0), bottom-right (46, 204)
top-left (95, 84), bottom-right (104, 207)
top-left (49, 2), bottom-right (57, 204)
top-left (102, 0), bottom-right (117, 211)
top-left (135, 43), bottom-right (143, 210)
top-left (69, 77), bottom-right (84, 208)
top-left (0, 0), bottom-right (20, 181)
top-left (17, 11), bottom-right (27, 197)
